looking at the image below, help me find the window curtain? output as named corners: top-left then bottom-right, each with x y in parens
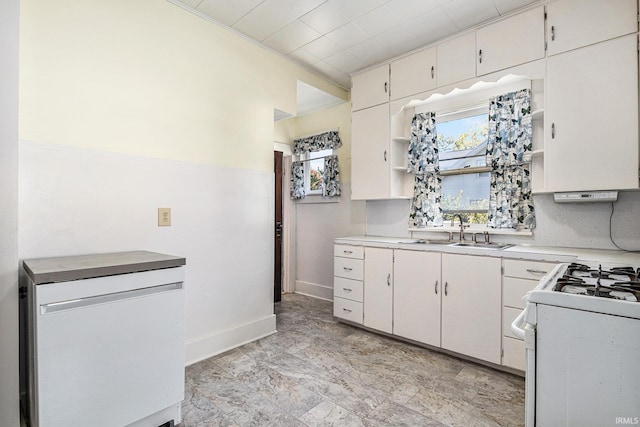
top-left (290, 130), bottom-right (342, 199)
top-left (486, 88), bottom-right (535, 230)
top-left (408, 112), bottom-right (443, 228)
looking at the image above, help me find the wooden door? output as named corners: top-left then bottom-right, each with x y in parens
top-left (273, 151), bottom-right (283, 303)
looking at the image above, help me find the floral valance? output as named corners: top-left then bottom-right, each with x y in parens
top-left (293, 130), bottom-right (342, 154)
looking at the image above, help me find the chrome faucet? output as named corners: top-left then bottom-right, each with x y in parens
top-left (451, 213), bottom-right (467, 242)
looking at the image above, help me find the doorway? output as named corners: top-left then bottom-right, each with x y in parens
top-left (274, 150), bottom-right (283, 303)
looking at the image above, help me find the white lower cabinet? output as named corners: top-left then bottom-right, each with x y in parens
top-left (393, 250), bottom-right (441, 347)
top-left (363, 247), bottom-right (393, 333)
top-left (333, 244), bottom-right (557, 371)
top-left (441, 254), bottom-right (502, 364)
top-left (333, 245), bottom-right (364, 325)
top-left (501, 259), bottom-right (557, 370)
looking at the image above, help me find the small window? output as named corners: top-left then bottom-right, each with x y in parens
top-left (436, 108), bottom-right (490, 224)
top-left (304, 148), bottom-right (333, 195)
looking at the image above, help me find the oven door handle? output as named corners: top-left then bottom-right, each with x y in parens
top-left (511, 307), bottom-right (527, 340)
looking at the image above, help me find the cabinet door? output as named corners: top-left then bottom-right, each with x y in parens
top-left (476, 6), bottom-right (545, 76)
top-left (546, 0), bottom-right (637, 56)
top-left (351, 64), bottom-right (389, 111)
top-left (393, 250), bottom-right (441, 347)
top-left (441, 254), bottom-right (501, 364)
top-left (437, 32), bottom-right (476, 88)
top-left (545, 35), bottom-right (639, 192)
top-left (351, 103), bottom-right (391, 200)
top-left (390, 47), bottom-right (437, 100)
top-left (363, 247), bottom-right (393, 333)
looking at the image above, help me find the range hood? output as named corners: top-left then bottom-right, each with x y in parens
top-left (553, 191), bottom-right (618, 203)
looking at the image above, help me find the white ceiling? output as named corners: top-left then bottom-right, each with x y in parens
top-left (170, 0), bottom-right (541, 89)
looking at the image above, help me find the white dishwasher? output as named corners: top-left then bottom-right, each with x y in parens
top-left (21, 251), bottom-right (186, 427)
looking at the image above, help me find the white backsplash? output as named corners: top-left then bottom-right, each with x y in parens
top-left (366, 192), bottom-right (640, 251)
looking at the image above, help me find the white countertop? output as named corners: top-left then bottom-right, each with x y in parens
top-left (334, 236), bottom-right (640, 264)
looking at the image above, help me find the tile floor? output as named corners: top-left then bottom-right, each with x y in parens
top-left (181, 293), bottom-right (525, 426)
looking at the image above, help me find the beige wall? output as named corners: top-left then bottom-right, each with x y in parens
top-left (19, 0), bottom-right (346, 172)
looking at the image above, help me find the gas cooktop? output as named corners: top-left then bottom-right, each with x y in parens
top-left (554, 262), bottom-right (640, 302)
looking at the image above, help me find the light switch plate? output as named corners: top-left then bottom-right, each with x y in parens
top-left (158, 208), bottom-right (171, 226)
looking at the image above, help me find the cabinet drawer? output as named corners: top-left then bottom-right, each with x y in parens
top-left (503, 306), bottom-right (523, 339)
top-left (334, 257), bottom-right (364, 281)
top-left (502, 336), bottom-right (525, 371)
top-left (333, 297), bottom-right (363, 324)
top-left (503, 277), bottom-right (537, 309)
top-left (334, 277), bottom-right (363, 302)
top-left (503, 259), bottom-right (557, 279)
top-left (334, 245), bottom-right (364, 259)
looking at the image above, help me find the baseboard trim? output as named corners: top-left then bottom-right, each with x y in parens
top-left (294, 280), bottom-right (333, 301)
top-left (185, 314), bottom-right (276, 366)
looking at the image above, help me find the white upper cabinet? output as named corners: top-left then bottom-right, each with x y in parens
top-left (546, 0), bottom-right (638, 56)
top-left (351, 64), bottom-right (390, 111)
top-left (351, 103), bottom-right (391, 200)
top-left (476, 6), bottom-right (545, 76)
top-left (390, 47), bottom-right (437, 101)
top-left (436, 32), bottom-right (476, 88)
top-left (545, 34), bottom-right (639, 192)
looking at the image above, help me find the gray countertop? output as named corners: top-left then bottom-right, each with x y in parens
top-left (23, 250), bottom-right (186, 284)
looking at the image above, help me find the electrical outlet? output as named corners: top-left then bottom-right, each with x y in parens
top-left (158, 208), bottom-right (171, 226)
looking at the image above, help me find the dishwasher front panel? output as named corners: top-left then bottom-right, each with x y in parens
top-left (30, 267), bottom-right (185, 427)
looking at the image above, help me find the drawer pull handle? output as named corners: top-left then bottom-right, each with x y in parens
top-left (343, 267), bottom-right (353, 272)
top-left (343, 250), bottom-right (353, 254)
top-left (434, 280), bottom-right (438, 295)
top-left (343, 288), bottom-right (352, 292)
top-left (526, 269), bottom-right (548, 275)
top-left (343, 308), bottom-right (352, 313)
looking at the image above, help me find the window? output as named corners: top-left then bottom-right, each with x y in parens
top-left (303, 148), bottom-right (333, 195)
top-left (436, 107), bottom-right (490, 224)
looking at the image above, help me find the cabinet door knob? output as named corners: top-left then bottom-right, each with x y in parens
top-left (551, 25), bottom-right (555, 41)
top-left (431, 65), bottom-right (435, 79)
top-left (478, 49), bottom-right (482, 64)
top-left (387, 273), bottom-right (391, 286)
top-left (444, 281), bottom-right (448, 296)
top-left (434, 280), bottom-right (438, 294)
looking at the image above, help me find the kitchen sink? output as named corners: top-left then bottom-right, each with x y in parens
top-left (414, 239), bottom-right (453, 245)
top-left (449, 242), bottom-right (513, 250)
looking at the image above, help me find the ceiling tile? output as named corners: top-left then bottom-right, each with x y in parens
top-left (289, 47), bottom-right (321, 66)
top-left (410, 7), bottom-right (458, 45)
top-left (492, 0), bottom-right (539, 15)
top-left (195, 0), bottom-right (265, 26)
top-left (323, 49), bottom-right (367, 74)
top-left (299, 0), bottom-right (389, 34)
top-left (324, 22), bottom-right (370, 49)
top-left (178, 0), bottom-right (203, 8)
top-left (264, 20), bottom-right (321, 53)
top-left (300, 35), bottom-right (344, 59)
top-left (312, 61), bottom-right (352, 87)
top-left (441, 0), bottom-right (499, 30)
top-left (232, 0), bottom-right (327, 41)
